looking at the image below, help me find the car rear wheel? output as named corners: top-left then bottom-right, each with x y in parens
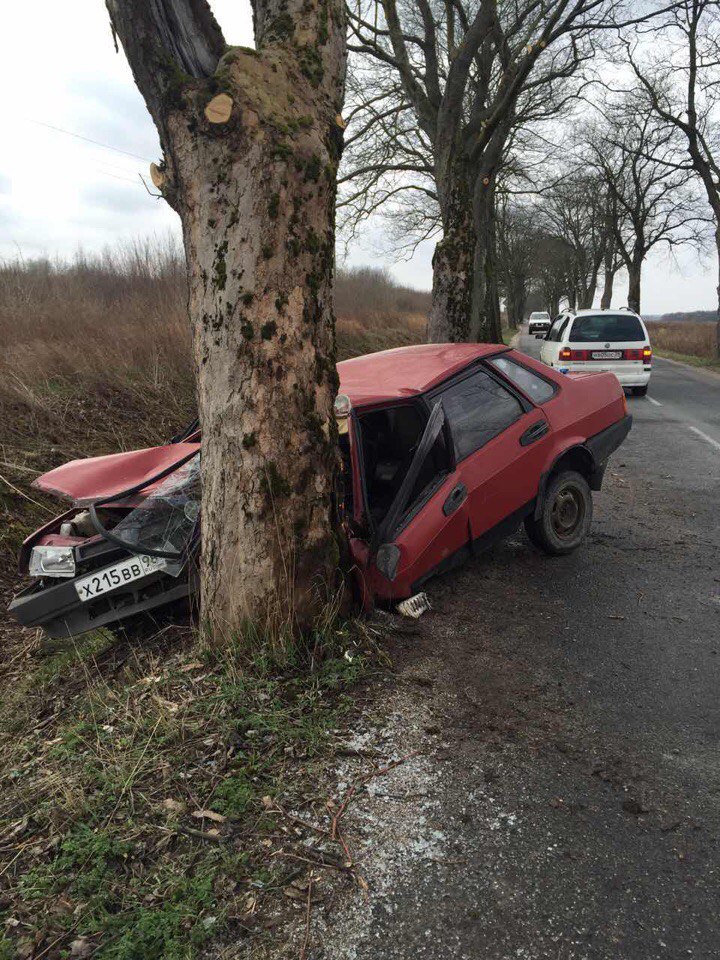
top-left (632, 385), bottom-right (648, 397)
top-left (525, 470), bottom-right (593, 556)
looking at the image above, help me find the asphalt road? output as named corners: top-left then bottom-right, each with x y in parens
top-left (327, 332), bottom-right (720, 960)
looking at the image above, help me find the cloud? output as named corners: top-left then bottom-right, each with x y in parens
top-left (79, 180), bottom-right (161, 216)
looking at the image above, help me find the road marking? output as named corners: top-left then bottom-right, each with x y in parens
top-left (689, 426), bottom-right (720, 453)
top-left (646, 396), bottom-right (663, 407)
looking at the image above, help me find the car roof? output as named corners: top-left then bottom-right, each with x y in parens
top-left (337, 343), bottom-right (508, 407)
top-left (571, 308), bottom-right (642, 319)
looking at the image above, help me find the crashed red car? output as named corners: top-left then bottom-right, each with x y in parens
top-left (9, 343), bottom-right (631, 638)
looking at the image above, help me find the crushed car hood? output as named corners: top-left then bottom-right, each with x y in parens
top-left (32, 442), bottom-right (200, 505)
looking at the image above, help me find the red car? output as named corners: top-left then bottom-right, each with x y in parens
top-left (9, 344), bottom-right (631, 637)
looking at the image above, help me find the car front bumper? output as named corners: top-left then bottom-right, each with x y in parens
top-left (8, 565), bottom-right (193, 639)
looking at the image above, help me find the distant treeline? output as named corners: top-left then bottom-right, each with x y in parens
top-left (646, 310), bottom-right (717, 324)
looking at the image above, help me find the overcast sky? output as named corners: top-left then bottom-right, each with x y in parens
top-left (0, 1), bottom-right (715, 315)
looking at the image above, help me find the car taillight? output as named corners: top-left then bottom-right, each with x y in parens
top-left (559, 347), bottom-right (572, 361)
top-left (643, 346), bottom-right (652, 363)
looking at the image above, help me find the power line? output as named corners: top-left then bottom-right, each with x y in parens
top-left (28, 119), bottom-right (156, 164)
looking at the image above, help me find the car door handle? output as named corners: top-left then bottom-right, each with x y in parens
top-left (443, 481), bottom-right (467, 516)
top-left (520, 420), bottom-right (549, 446)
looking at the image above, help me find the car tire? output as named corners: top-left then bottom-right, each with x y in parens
top-left (525, 470), bottom-right (593, 556)
top-left (632, 385), bottom-right (648, 397)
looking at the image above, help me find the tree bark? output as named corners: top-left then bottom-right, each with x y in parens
top-left (600, 246), bottom-right (616, 309)
top-left (507, 281), bottom-right (525, 329)
top-left (107, 0), bottom-right (347, 639)
top-left (428, 165), bottom-right (476, 342)
top-left (627, 253), bottom-right (643, 314)
top-left (469, 175), bottom-right (503, 342)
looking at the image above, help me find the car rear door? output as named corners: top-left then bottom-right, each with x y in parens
top-left (432, 365), bottom-right (555, 545)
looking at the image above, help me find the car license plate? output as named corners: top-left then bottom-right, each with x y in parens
top-left (592, 350), bottom-right (622, 360)
top-left (75, 555), bottom-right (167, 602)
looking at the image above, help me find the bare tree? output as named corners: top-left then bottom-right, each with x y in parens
top-left (343, 0), bottom-right (668, 343)
top-left (589, 90), bottom-right (703, 314)
top-left (537, 174), bottom-right (610, 309)
top-left (496, 200), bottom-right (537, 328)
top-left (599, 189), bottom-right (624, 308)
top-left (105, 0), bottom-right (347, 639)
top-left (625, 0), bottom-right (720, 352)
top-left (534, 235), bottom-right (574, 317)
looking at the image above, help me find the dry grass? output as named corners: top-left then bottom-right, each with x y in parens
top-left (0, 243), bottom-right (425, 571)
top-left (0, 249), bottom-right (425, 403)
top-left (646, 320), bottom-right (718, 361)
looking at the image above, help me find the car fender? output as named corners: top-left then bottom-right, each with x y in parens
top-left (533, 415), bottom-right (632, 519)
top-left (533, 439), bottom-right (599, 521)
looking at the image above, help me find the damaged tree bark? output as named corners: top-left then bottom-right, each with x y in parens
top-left (106, 0), bottom-right (346, 639)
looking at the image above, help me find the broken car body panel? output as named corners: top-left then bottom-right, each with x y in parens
top-left (9, 344), bottom-right (631, 637)
top-left (33, 442), bottom-right (200, 505)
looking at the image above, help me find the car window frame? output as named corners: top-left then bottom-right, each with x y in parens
top-left (546, 315), bottom-right (566, 342)
top-left (556, 315), bottom-right (572, 342)
top-left (356, 397), bottom-right (454, 540)
top-left (567, 312), bottom-right (646, 344)
top-left (425, 359), bottom-right (532, 467)
top-left (485, 355), bottom-right (558, 405)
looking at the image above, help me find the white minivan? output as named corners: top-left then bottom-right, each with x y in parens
top-left (540, 309), bottom-right (652, 396)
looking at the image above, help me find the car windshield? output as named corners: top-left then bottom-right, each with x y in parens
top-left (110, 454), bottom-right (200, 557)
top-left (569, 314), bottom-right (644, 343)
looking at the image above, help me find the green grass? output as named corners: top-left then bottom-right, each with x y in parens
top-left (0, 624), bottom-right (375, 958)
top-left (654, 349), bottom-right (720, 372)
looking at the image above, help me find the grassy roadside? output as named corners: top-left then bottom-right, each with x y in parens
top-left (0, 623), bottom-right (378, 959)
top-left (0, 250), bottom-right (426, 959)
top-left (654, 349), bottom-right (720, 373)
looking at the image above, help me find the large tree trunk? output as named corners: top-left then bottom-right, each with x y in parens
top-left (469, 176), bottom-right (503, 342)
top-left (108, 0), bottom-right (346, 639)
top-left (428, 164), bottom-right (475, 342)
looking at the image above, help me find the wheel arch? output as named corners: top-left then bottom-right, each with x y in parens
top-left (534, 443), bottom-right (602, 521)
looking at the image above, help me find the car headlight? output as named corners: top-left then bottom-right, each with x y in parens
top-left (29, 546), bottom-right (76, 579)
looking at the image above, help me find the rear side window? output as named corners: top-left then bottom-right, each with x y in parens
top-left (548, 316), bottom-right (566, 342)
top-left (489, 356), bottom-right (556, 404)
top-left (569, 314), bottom-right (645, 343)
top-left (440, 370), bottom-right (524, 461)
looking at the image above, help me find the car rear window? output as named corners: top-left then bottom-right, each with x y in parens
top-left (569, 314), bottom-right (645, 343)
top-left (440, 369), bottom-right (524, 461)
top-left (489, 356), bottom-right (556, 404)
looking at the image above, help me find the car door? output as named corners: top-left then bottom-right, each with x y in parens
top-left (360, 402), bottom-right (473, 599)
top-left (433, 366), bottom-right (554, 545)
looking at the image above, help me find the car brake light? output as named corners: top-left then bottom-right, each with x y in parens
top-left (559, 347), bottom-right (572, 361)
top-left (643, 346), bottom-right (652, 363)
top-left (623, 348), bottom-right (643, 361)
